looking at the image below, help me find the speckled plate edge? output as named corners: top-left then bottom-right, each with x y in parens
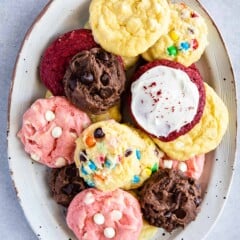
top-left (7, 0), bottom-right (237, 240)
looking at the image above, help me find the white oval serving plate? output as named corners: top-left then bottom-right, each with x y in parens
top-left (8, 0), bottom-right (237, 240)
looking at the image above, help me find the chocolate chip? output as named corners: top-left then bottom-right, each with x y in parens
top-left (188, 179), bottom-right (195, 185)
top-left (174, 209), bottom-right (186, 219)
top-left (94, 128), bottom-right (105, 138)
top-left (61, 183), bottom-right (81, 195)
top-left (61, 184), bottom-right (74, 195)
top-left (80, 72), bottom-right (94, 85)
top-left (194, 197), bottom-right (201, 207)
top-left (99, 88), bottom-right (113, 98)
top-left (65, 166), bottom-right (77, 177)
top-left (69, 75), bottom-right (77, 91)
top-left (100, 72), bottom-right (110, 86)
top-left (79, 152), bottom-right (87, 162)
top-left (125, 149), bottom-right (132, 157)
top-left (96, 50), bottom-right (110, 61)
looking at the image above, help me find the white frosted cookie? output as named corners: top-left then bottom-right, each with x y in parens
top-left (154, 83), bottom-right (229, 160)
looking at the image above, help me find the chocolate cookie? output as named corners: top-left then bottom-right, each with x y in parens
top-left (63, 47), bottom-right (126, 114)
top-left (139, 169), bottom-right (202, 232)
top-left (49, 164), bottom-right (88, 207)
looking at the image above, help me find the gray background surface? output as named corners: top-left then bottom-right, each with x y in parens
top-left (0, 0), bottom-right (239, 239)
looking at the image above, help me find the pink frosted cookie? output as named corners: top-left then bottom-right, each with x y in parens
top-left (159, 154), bottom-right (205, 180)
top-left (66, 188), bottom-right (143, 240)
top-left (18, 96), bottom-right (91, 168)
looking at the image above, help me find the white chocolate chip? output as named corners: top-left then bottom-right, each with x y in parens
top-left (163, 160), bottom-right (173, 169)
top-left (30, 153), bottom-right (40, 162)
top-left (104, 227), bottom-right (116, 239)
top-left (93, 213), bottom-right (105, 225)
top-left (178, 162), bottom-right (188, 172)
top-left (111, 210), bottom-right (122, 221)
top-left (84, 192), bottom-right (95, 205)
top-left (181, 9), bottom-right (190, 19)
top-left (45, 110), bottom-right (55, 121)
top-left (51, 126), bottom-right (62, 138)
top-left (55, 157), bottom-right (66, 167)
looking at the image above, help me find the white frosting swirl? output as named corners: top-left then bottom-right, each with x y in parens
top-left (131, 66), bottom-right (199, 137)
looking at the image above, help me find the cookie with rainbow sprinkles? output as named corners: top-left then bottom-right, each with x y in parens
top-left (142, 2), bottom-right (208, 66)
top-left (74, 120), bottom-right (163, 191)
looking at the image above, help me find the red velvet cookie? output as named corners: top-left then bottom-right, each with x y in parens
top-left (130, 59), bottom-right (206, 142)
top-left (40, 29), bottom-right (98, 96)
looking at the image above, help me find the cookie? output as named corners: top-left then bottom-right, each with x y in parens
top-left (154, 83), bottom-right (229, 160)
top-left (63, 47), bottom-right (126, 115)
top-left (74, 120), bottom-right (162, 191)
top-left (17, 97), bottom-right (91, 168)
top-left (49, 164), bottom-right (88, 207)
top-left (89, 0), bottom-right (170, 57)
top-left (142, 3), bottom-right (208, 66)
top-left (66, 188), bottom-right (143, 240)
top-left (130, 59), bottom-right (206, 142)
top-left (84, 21), bottom-right (139, 69)
top-left (139, 169), bottom-right (202, 232)
top-left (40, 29), bottom-right (98, 96)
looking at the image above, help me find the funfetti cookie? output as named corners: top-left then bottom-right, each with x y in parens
top-left (142, 3), bottom-right (208, 66)
top-left (89, 0), bottom-right (171, 57)
top-left (66, 188), bottom-right (143, 240)
top-left (18, 97), bottom-right (91, 168)
top-left (74, 120), bottom-right (163, 191)
top-left (154, 83), bottom-right (229, 160)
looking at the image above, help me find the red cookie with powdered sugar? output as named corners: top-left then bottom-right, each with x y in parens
top-left (40, 29), bottom-right (98, 96)
top-left (130, 59), bottom-right (206, 142)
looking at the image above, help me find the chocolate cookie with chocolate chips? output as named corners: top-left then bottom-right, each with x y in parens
top-left (49, 164), bottom-right (88, 207)
top-left (63, 47), bottom-right (126, 114)
top-left (139, 169), bottom-right (202, 232)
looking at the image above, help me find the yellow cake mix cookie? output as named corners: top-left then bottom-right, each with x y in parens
top-left (89, 0), bottom-right (170, 57)
top-left (153, 83), bottom-right (229, 160)
top-left (142, 2), bottom-right (208, 66)
top-left (74, 120), bottom-right (163, 191)
top-left (84, 21), bottom-right (139, 69)
top-left (139, 220), bottom-right (159, 240)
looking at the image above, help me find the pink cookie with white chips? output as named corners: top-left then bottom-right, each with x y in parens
top-left (66, 188), bottom-right (143, 240)
top-left (159, 154), bottom-right (205, 180)
top-left (18, 96), bottom-right (91, 168)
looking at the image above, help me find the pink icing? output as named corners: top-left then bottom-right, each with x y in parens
top-left (17, 96), bottom-right (91, 168)
top-left (159, 154), bottom-right (205, 180)
top-left (66, 188), bottom-right (143, 240)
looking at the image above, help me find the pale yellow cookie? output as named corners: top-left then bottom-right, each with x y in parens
top-left (139, 220), bottom-right (159, 240)
top-left (142, 3), bottom-right (208, 66)
top-left (89, 103), bottom-right (122, 123)
top-left (153, 83), bottom-right (229, 160)
top-left (122, 55), bottom-right (140, 69)
top-left (89, 0), bottom-right (170, 57)
top-left (85, 21), bottom-right (139, 69)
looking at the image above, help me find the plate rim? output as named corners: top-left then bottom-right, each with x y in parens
top-left (7, 0), bottom-right (238, 239)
